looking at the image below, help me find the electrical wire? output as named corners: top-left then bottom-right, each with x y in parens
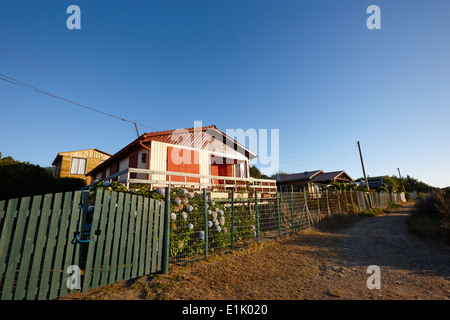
top-left (0, 34), bottom-right (192, 126)
top-left (0, 73), bottom-right (157, 130)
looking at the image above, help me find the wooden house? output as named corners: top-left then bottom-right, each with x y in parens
top-left (277, 170), bottom-right (353, 192)
top-left (85, 125), bottom-right (277, 195)
top-left (52, 149), bottom-right (111, 184)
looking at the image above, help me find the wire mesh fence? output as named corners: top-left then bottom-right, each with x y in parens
top-left (168, 188), bottom-right (406, 266)
top-left (0, 186), bottom-right (406, 299)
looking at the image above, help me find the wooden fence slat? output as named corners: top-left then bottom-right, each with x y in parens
top-left (131, 196), bottom-right (143, 279)
top-left (14, 195), bottom-right (42, 300)
top-left (59, 190), bottom-right (82, 298)
top-left (49, 192), bottom-right (73, 300)
top-left (138, 197), bottom-right (149, 277)
top-left (0, 198), bottom-right (19, 279)
top-left (0, 200), bottom-right (6, 220)
top-left (116, 193), bottom-right (131, 282)
top-left (91, 190), bottom-right (110, 290)
top-left (156, 201), bottom-right (166, 271)
top-left (109, 192), bottom-right (125, 284)
top-left (124, 194), bottom-right (137, 281)
top-left (151, 200), bottom-right (161, 273)
top-left (144, 198), bottom-right (155, 275)
top-left (1, 197), bottom-right (30, 300)
top-left (100, 191), bottom-right (118, 287)
top-left (81, 189), bottom-right (105, 293)
top-left (69, 192), bottom-right (88, 295)
top-left (38, 193), bottom-right (63, 300)
top-left (26, 193), bottom-right (53, 300)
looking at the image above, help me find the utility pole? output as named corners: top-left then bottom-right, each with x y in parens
top-left (357, 141), bottom-right (370, 191)
top-left (357, 141), bottom-right (373, 208)
top-left (397, 167), bottom-right (406, 192)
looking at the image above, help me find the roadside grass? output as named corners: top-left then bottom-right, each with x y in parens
top-left (406, 191), bottom-right (450, 244)
top-left (359, 207), bottom-right (384, 217)
top-left (406, 215), bottom-right (444, 239)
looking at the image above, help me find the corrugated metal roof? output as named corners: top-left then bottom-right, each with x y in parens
top-left (309, 171), bottom-right (352, 182)
top-left (86, 126), bottom-right (256, 176)
top-left (278, 170), bottom-right (323, 182)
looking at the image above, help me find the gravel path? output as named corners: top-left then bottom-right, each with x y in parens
top-left (301, 203), bottom-right (450, 299)
top-left (63, 203), bottom-right (450, 300)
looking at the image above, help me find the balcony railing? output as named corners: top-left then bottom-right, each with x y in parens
top-left (90, 168), bottom-right (277, 195)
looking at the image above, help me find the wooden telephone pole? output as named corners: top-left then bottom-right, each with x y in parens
top-left (397, 167), bottom-right (406, 192)
top-left (357, 141), bottom-right (370, 191)
top-left (357, 141), bottom-right (373, 207)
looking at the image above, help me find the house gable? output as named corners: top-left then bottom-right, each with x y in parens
top-left (86, 125), bottom-right (255, 181)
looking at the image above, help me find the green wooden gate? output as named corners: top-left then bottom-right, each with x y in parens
top-left (0, 188), bottom-right (169, 300)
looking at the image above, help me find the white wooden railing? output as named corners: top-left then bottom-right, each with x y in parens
top-left (90, 168), bottom-right (277, 194)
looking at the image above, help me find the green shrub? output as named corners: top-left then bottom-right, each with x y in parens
top-left (407, 191), bottom-right (450, 243)
top-left (405, 192), bottom-right (411, 201)
top-left (359, 207), bottom-right (384, 217)
top-left (0, 163), bottom-right (85, 200)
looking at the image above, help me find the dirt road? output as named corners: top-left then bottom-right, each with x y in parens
top-left (66, 203), bottom-right (450, 300)
top-left (297, 203), bottom-right (450, 299)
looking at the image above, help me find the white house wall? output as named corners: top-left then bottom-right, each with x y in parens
top-left (150, 140), bottom-right (168, 181)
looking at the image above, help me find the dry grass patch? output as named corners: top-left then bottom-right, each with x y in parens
top-left (145, 234), bottom-right (323, 300)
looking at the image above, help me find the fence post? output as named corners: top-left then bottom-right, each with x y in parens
top-left (290, 191), bottom-right (295, 232)
top-left (325, 190), bottom-right (331, 218)
top-left (162, 187), bottom-right (171, 273)
top-left (356, 191), bottom-right (362, 212)
top-left (255, 190), bottom-right (260, 242)
top-left (276, 191), bottom-right (281, 236)
top-left (303, 191), bottom-right (310, 228)
top-left (316, 194), bottom-right (320, 224)
top-left (203, 189), bottom-right (209, 259)
top-left (349, 191), bottom-right (355, 214)
top-left (337, 191), bottom-right (342, 214)
top-left (231, 189), bottom-right (235, 250)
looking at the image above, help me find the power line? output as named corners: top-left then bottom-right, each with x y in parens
top-left (0, 73), bottom-right (158, 130)
top-left (0, 34), bottom-right (192, 126)
top-left (323, 143), bottom-right (358, 169)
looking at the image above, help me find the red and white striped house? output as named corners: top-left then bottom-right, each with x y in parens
top-left (86, 125), bottom-right (276, 195)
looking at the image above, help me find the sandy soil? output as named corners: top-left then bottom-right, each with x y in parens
top-left (62, 203), bottom-right (450, 300)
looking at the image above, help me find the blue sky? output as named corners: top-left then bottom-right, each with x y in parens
top-left (1, 1), bottom-right (450, 187)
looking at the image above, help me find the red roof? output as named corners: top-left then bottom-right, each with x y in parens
top-left (86, 125), bottom-right (257, 176)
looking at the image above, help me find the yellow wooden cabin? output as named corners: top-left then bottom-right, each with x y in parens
top-left (52, 149), bottom-right (111, 184)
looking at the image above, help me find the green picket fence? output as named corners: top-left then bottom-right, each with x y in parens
top-left (0, 188), bottom-right (169, 300)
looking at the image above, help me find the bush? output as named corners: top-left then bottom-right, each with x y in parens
top-left (0, 163), bottom-right (86, 200)
top-left (407, 191), bottom-right (450, 243)
top-left (405, 192), bottom-right (411, 201)
top-left (359, 207), bottom-right (384, 217)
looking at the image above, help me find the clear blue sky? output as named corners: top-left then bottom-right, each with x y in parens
top-left (1, 1), bottom-right (450, 187)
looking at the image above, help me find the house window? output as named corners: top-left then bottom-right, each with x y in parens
top-left (70, 158), bottom-right (87, 175)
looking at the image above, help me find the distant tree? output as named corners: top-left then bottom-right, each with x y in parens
top-left (249, 165), bottom-right (269, 179)
top-left (0, 152), bottom-right (29, 166)
top-left (270, 171), bottom-right (290, 180)
top-left (403, 175), bottom-right (436, 193)
top-left (357, 174), bottom-right (436, 193)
